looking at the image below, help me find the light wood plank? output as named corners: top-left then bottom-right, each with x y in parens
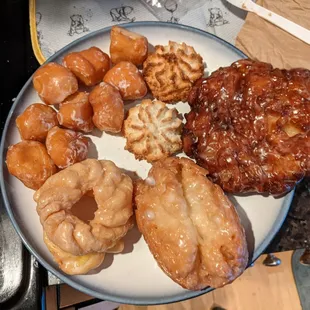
top-left (119, 251), bottom-right (301, 310)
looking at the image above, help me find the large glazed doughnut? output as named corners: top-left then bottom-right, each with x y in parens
top-left (135, 157), bottom-right (248, 290)
top-left (34, 159), bottom-right (134, 256)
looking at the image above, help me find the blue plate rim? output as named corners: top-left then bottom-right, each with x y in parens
top-left (0, 21), bottom-right (291, 305)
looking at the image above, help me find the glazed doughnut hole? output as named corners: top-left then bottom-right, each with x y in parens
top-left (46, 126), bottom-right (90, 169)
top-left (63, 47), bottom-right (110, 86)
top-left (110, 26), bottom-right (148, 66)
top-left (16, 103), bottom-right (58, 142)
top-left (103, 61), bottom-right (147, 100)
top-left (89, 82), bottom-right (124, 133)
top-left (6, 141), bottom-right (57, 190)
top-left (57, 92), bottom-right (94, 133)
top-left (33, 62), bottom-right (78, 105)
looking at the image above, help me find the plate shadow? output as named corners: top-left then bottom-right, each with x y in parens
top-left (90, 223), bottom-right (142, 274)
top-left (228, 195), bottom-right (255, 265)
top-left (87, 138), bottom-right (99, 159)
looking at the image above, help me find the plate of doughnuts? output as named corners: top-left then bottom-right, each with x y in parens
top-left (2, 21), bottom-right (307, 305)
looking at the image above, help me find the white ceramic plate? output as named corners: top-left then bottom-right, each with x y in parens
top-left (0, 22), bottom-right (293, 305)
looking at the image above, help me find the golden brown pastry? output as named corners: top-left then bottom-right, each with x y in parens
top-left (44, 232), bottom-right (105, 275)
top-left (33, 62), bottom-right (78, 105)
top-left (34, 159), bottom-right (134, 256)
top-left (63, 47), bottom-right (110, 86)
top-left (44, 233), bottom-right (125, 275)
top-left (57, 92), bottom-right (94, 133)
top-left (16, 103), bottom-right (58, 142)
top-left (183, 59), bottom-right (310, 194)
top-left (143, 41), bottom-right (204, 103)
top-left (6, 141), bottom-right (57, 190)
top-left (103, 61), bottom-right (147, 100)
top-left (135, 157), bottom-right (248, 290)
top-left (46, 126), bottom-right (90, 169)
top-left (110, 26), bottom-right (148, 66)
top-left (89, 82), bottom-right (124, 133)
top-left (124, 99), bottom-right (182, 162)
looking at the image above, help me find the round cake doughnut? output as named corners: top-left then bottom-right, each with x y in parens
top-left (33, 62), bottom-right (78, 105)
top-left (16, 103), bottom-right (58, 142)
top-left (6, 141), bottom-right (57, 190)
top-left (103, 61), bottom-right (147, 100)
top-left (57, 92), bottom-right (94, 133)
top-left (46, 126), bottom-right (90, 169)
top-left (34, 159), bottom-right (134, 256)
top-left (63, 47), bottom-right (110, 86)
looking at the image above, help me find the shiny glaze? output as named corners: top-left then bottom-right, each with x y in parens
top-left (46, 126), bottom-right (90, 169)
top-left (183, 59), bottom-right (310, 194)
top-left (6, 141), bottom-right (57, 190)
top-left (34, 159), bottom-right (134, 259)
top-left (57, 92), bottom-right (94, 133)
top-left (103, 61), bottom-right (147, 100)
top-left (16, 103), bottom-right (58, 142)
top-left (135, 157), bottom-right (248, 290)
top-left (32, 62), bottom-right (78, 105)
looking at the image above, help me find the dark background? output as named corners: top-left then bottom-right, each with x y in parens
top-left (1, 0), bottom-right (39, 133)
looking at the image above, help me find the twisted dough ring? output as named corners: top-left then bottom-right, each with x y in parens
top-left (34, 159), bottom-right (134, 256)
top-left (43, 233), bottom-right (125, 275)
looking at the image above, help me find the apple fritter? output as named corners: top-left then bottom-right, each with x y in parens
top-left (183, 59), bottom-right (310, 194)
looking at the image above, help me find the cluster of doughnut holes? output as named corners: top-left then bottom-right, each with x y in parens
top-left (7, 26), bottom-right (149, 190)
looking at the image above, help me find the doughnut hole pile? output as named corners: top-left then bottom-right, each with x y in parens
top-left (7, 26), bottom-right (152, 190)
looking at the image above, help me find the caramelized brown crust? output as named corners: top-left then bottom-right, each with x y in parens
top-left (143, 41), bottom-right (204, 103)
top-left (135, 157), bottom-right (248, 290)
top-left (103, 61), bottom-right (147, 100)
top-left (183, 59), bottom-right (310, 194)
